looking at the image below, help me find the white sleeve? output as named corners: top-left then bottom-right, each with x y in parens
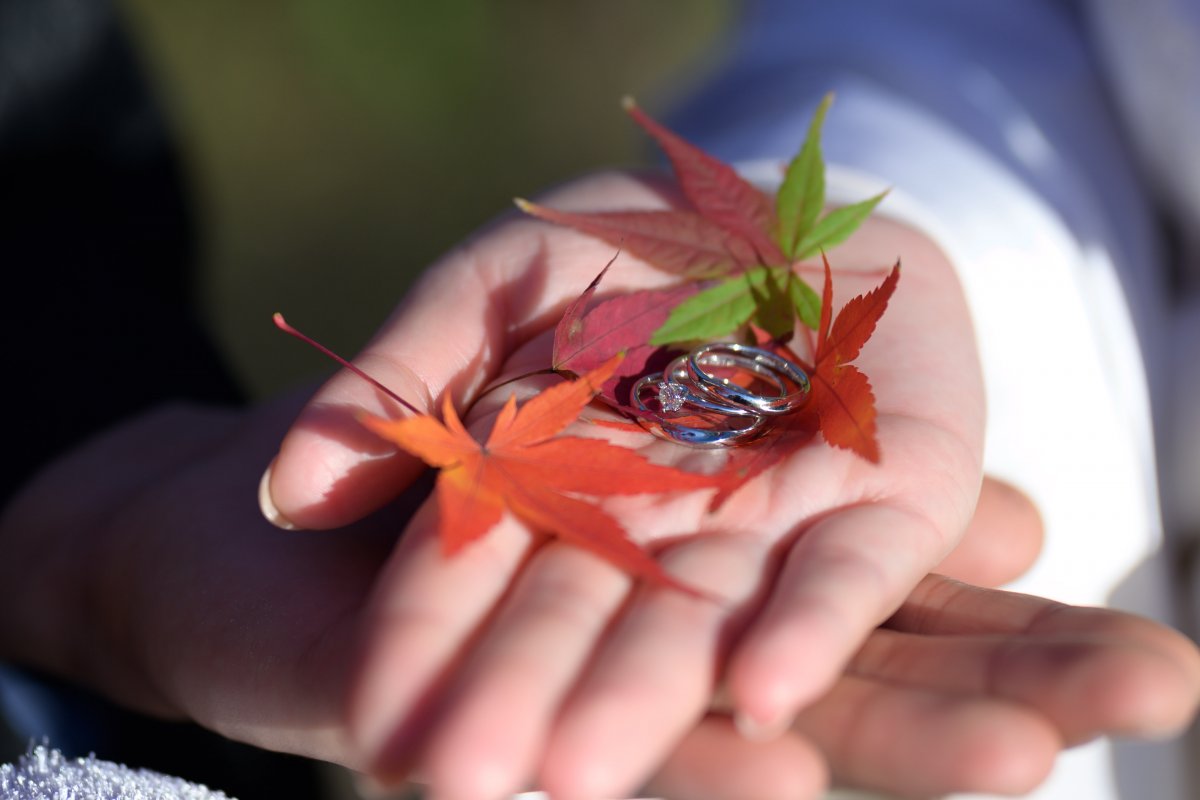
top-left (672, 2), bottom-right (1189, 798)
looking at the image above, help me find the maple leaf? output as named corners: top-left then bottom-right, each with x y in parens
top-left (702, 260), bottom-right (897, 504)
top-left (360, 355), bottom-right (717, 596)
top-left (552, 260), bottom-right (696, 409)
top-left (515, 201), bottom-right (756, 279)
top-left (620, 97), bottom-right (785, 266)
top-left (649, 265), bottom-right (819, 345)
top-left (517, 94), bottom-right (886, 345)
top-left (807, 255), bottom-right (901, 462)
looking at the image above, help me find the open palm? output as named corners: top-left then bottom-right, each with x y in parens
top-left (265, 170), bottom-right (988, 796)
top-left (4, 170), bottom-right (1194, 799)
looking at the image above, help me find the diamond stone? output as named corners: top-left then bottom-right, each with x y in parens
top-left (658, 382), bottom-right (687, 412)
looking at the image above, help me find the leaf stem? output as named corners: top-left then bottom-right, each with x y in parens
top-left (474, 367), bottom-right (561, 405)
top-left (272, 313), bottom-right (421, 416)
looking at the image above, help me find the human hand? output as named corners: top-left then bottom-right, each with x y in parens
top-left (0, 391), bottom-right (404, 762)
top-left (2, 393), bottom-right (1193, 800)
top-left (262, 170), bottom-right (990, 796)
top-left (641, 478), bottom-right (1200, 800)
top-left (0, 381), bottom-right (1009, 781)
top-left (643, 575), bottom-right (1200, 800)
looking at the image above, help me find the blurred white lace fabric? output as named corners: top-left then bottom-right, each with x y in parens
top-left (0, 744), bottom-right (234, 800)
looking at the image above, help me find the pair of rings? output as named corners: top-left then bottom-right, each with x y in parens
top-left (633, 342), bottom-right (811, 448)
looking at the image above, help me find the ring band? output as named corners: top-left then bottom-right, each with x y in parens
top-left (629, 342), bottom-right (810, 448)
top-left (632, 373), bottom-right (768, 448)
top-left (636, 415), bottom-right (768, 447)
top-left (659, 355), bottom-right (786, 418)
top-left (686, 343), bottom-right (810, 415)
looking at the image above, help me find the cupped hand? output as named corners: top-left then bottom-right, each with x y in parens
top-left (2, 389), bottom-right (1195, 800)
top-left (645, 578), bottom-right (1200, 800)
top-left (644, 481), bottom-right (1200, 800)
top-left (264, 170), bottom-right (990, 797)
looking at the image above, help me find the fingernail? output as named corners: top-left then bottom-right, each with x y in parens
top-left (735, 709), bottom-right (793, 742)
top-left (258, 458), bottom-right (301, 530)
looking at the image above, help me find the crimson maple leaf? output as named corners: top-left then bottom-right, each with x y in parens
top-left (360, 355), bottom-right (718, 596)
top-left (806, 255), bottom-right (900, 462)
top-left (542, 250), bottom-right (897, 470)
top-left (702, 260), bottom-right (898, 505)
top-left (551, 258), bottom-right (695, 408)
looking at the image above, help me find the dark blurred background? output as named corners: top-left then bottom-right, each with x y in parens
top-left (122, 1), bottom-right (736, 397)
top-left (1, 2), bottom-right (735, 795)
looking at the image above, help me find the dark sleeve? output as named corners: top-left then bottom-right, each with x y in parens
top-left (0, 0), bottom-right (243, 510)
top-left (0, 2), bottom-right (325, 796)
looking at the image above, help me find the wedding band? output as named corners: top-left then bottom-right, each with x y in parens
top-left (686, 343), bottom-right (810, 415)
top-left (636, 415), bottom-right (768, 447)
top-left (659, 355), bottom-right (785, 418)
top-left (628, 342), bottom-right (810, 448)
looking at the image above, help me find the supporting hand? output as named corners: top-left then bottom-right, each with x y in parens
top-left (265, 170), bottom-right (992, 796)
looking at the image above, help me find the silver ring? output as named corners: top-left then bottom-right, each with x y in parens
top-left (686, 343), bottom-right (810, 416)
top-left (632, 373), bottom-right (767, 448)
top-left (658, 355), bottom-right (782, 418)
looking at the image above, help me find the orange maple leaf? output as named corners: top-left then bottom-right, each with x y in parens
top-left (808, 255), bottom-right (901, 462)
top-left (360, 355), bottom-right (717, 596)
top-left (708, 258), bottom-right (897, 504)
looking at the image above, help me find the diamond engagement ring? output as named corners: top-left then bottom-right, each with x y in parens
top-left (657, 354), bottom-right (788, 417)
top-left (632, 342), bottom-right (811, 448)
top-left (632, 371), bottom-right (769, 448)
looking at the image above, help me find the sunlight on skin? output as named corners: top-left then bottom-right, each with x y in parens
top-left (262, 169), bottom-right (989, 797)
top-left (0, 169), bottom-right (1193, 800)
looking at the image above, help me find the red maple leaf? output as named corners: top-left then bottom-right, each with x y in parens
top-left (519, 97), bottom-right (887, 350)
top-left (515, 200), bottom-right (756, 279)
top-left (704, 260), bottom-right (897, 505)
top-left (518, 97), bottom-right (883, 283)
top-left (551, 259), bottom-right (695, 408)
top-left (516, 99), bottom-right (783, 278)
top-left (360, 355), bottom-right (718, 596)
top-left (807, 255), bottom-right (900, 462)
top-left (621, 99), bottom-right (787, 266)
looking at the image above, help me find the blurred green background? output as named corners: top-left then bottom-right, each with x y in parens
top-left (120, 1), bottom-right (736, 399)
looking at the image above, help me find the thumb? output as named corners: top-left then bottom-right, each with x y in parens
top-left (261, 171), bottom-right (676, 530)
top-left (262, 253), bottom-right (499, 530)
